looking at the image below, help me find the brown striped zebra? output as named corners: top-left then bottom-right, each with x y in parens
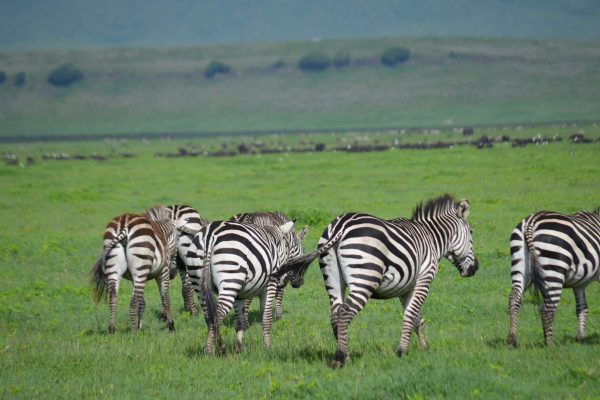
top-left (230, 212), bottom-right (308, 322)
top-left (167, 205), bottom-right (209, 316)
top-left (90, 205), bottom-right (178, 333)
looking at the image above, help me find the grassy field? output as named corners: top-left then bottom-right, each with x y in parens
top-left (2, 36), bottom-right (600, 138)
top-left (1, 127), bottom-right (599, 398)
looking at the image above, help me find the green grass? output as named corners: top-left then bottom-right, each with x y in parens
top-left (2, 37), bottom-right (600, 138)
top-left (1, 127), bottom-right (599, 398)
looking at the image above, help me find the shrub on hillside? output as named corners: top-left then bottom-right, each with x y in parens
top-left (298, 52), bottom-right (330, 72)
top-left (333, 51), bottom-right (351, 68)
top-left (204, 61), bottom-right (231, 79)
top-left (381, 47), bottom-right (410, 67)
top-left (14, 71), bottom-right (26, 87)
top-left (0, 71), bottom-right (6, 84)
top-left (47, 64), bottom-right (83, 87)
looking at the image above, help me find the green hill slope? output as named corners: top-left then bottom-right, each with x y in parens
top-left (1, 37), bottom-right (599, 138)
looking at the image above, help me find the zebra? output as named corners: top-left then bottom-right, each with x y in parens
top-left (90, 205), bottom-right (178, 333)
top-left (166, 204), bottom-right (209, 316)
top-left (507, 208), bottom-right (600, 347)
top-left (185, 219), bottom-right (304, 354)
top-left (230, 211), bottom-right (308, 321)
top-left (278, 194), bottom-right (478, 368)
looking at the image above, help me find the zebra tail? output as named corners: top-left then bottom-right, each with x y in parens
top-left (90, 248), bottom-right (110, 303)
top-left (90, 228), bottom-right (127, 303)
top-left (274, 226), bottom-right (345, 279)
top-left (199, 246), bottom-right (217, 326)
top-left (524, 223), bottom-right (546, 307)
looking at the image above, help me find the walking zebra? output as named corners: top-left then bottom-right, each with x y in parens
top-left (507, 209), bottom-right (600, 347)
top-left (166, 204), bottom-right (209, 316)
top-left (279, 194), bottom-right (478, 368)
top-left (90, 205), bottom-right (178, 333)
top-left (230, 212), bottom-right (308, 321)
top-left (186, 219), bottom-right (304, 354)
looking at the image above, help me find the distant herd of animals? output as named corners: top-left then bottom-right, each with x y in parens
top-left (90, 194), bottom-right (600, 368)
top-left (3, 130), bottom-right (598, 166)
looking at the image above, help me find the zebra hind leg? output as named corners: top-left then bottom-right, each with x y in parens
top-left (107, 278), bottom-right (119, 334)
top-left (157, 267), bottom-right (175, 332)
top-left (129, 277), bottom-right (147, 333)
top-left (507, 287), bottom-right (524, 347)
top-left (331, 299), bottom-right (365, 369)
top-left (260, 283), bottom-right (277, 349)
top-left (234, 300), bottom-right (249, 352)
top-left (181, 270), bottom-right (198, 316)
top-left (138, 296), bottom-right (146, 330)
top-left (540, 298), bottom-right (559, 347)
top-left (574, 288), bottom-right (588, 342)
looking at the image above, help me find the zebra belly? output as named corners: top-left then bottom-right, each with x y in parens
top-left (372, 267), bottom-right (414, 299)
top-left (564, 262), bottom-right (600, 288)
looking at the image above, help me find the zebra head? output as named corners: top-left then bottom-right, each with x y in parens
top-left (283, 225), bottom-right (309, 288)
top-left (446, 199), bottom-right (479, 277)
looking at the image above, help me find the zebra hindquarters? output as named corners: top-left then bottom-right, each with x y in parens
top-left (507, 224), bottom-right (529, 347)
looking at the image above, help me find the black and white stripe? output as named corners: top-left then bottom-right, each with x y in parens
top-left (508, 209), bottom-right (600, 347)
top-left (280, 194), bottom-right (478, 367)
top-left (90, 205), bottom-right (178, 333)
top-left (230, 211), bottom-right (308, 320)
top-left (166, 205), bottom-right (209, 316)
top-left (186, 219), bottom-right (295, 354)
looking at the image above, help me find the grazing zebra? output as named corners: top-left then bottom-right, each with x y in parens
top-left (90, 205), bottom-right (178, 333)
top-left (279, 194), bottom-right (478, 368)
top-left (186, 219), bottom-right (303, 354)
top-left (507, 208), bottom-right (600, 347)
top-left (166, 204), bottom-right (209, 316)
top-left (230, 211), bottom-right (308, 321)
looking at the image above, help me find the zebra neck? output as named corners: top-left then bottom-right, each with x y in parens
top-left (413, 219), bottom-right (453, 262)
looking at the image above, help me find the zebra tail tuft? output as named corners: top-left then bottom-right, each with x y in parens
top-left (274, 250), bottom-right (320, 279)
top-left (90, 249), bottom-right (110, 303)
top-left (524, 224), bottom-right (546, 308)
top-left (199, 251), bottom-right (217, 326)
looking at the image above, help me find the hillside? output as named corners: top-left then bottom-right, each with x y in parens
top-left (1, 36), bottom-right (600, 139)
top-left (1, 0), bottom-right (600, 50)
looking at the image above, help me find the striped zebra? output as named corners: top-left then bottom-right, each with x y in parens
top-left (230, 212), bottom-right (308, 321)
top-left (279, 194), bottom-right (478, 368)
top-left (186, 219), bottom-right (302, 354)
top-left (166, 204), bottom-right (209, 316)
top-left (507, 209), bottom-right (600, 347)
top-left (90, 205), bottom-right (178, 333)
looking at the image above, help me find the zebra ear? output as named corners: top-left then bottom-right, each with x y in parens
top-left (457, 199), bottom-right (470, 220)
top-left (279, 221), bottom-right (295, 235)
top-left (298, 226), bottom-right (308, 241)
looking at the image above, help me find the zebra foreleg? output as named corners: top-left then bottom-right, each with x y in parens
top-left (260, 282), bottom-right (277, 349)
top-left (397, 277), bottom-right (432, 357)
top-left (157, 267), bottom-right (175, 332)
top-left (274, 284), bottom-right (286, 320)
top-left (573, 287), bottom-right (588, 342)
top-left (179, 265), bottom-right (198, 316)
top-left (401, 296), bottom-right (427, 350)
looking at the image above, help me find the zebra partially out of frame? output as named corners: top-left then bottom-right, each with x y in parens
top-left (166, 204), bottom-right (209, 316)
top-left (230, 212), bottom-right (308, 321)
top-left (186, 219), bottom-right (303, 354)
top-left (279, 194), bottom-right (478, 368)
top-left (508, 209), bottom-right (600, 347)
top-left (90, 205), bottom-right (178, 333)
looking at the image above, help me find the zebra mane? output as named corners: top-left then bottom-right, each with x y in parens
top-left (411, 194), bottom-right (458, 222)
top-left (144, 205), bottom-right (171, 221)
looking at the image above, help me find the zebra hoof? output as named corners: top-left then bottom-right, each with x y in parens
top-left (396, 348), bottom-right (407, 358)
top-left (507, 335), bottom-right (517, 348)
top-left (576, 334), bottom-right (585, 343)
top-left (167, 322), bottom-right (175, 333)
top-left (108, 325), bottom-right (116, 334)
top-left (330, 360), bottom-right (345, 369)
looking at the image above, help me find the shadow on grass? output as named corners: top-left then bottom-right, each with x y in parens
top-left (485, 332), bottom-right (600, 349)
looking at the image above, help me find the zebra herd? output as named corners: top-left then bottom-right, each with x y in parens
top-left (90, 194), bottom-right (600, 368)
